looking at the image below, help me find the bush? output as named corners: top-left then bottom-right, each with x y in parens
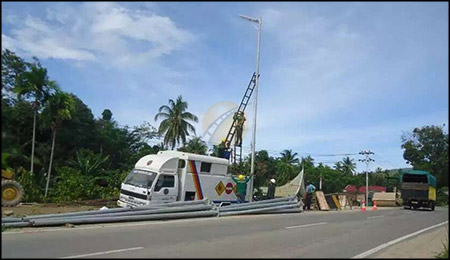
top-left (436, 187), bottom-right (448, 206)
top-left (16, 167), bottom-right (44, 203)
top-left (50, 166), bottom-right (91, 202)
top-left (49, 167), bottom-right (128, 202)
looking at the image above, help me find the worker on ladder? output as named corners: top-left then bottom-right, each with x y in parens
top-left (233, 111), bottom-right (246, 146)
top-left (218, 138), bottom-right (231, 159)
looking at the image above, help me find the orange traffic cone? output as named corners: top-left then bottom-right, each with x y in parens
top-left (361, 199), bottom-right (366, 212)
top-left (372, 201), bottom-right (377, 211)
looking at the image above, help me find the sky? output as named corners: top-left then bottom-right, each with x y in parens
top-left (2, 2), bottom-right (448, 173)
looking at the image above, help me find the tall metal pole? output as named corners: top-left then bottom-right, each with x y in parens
top-left (239, 15), bottom-right (261, 202)
top-left (250, 17), bottom-right (261, 177)
top-left (359, 150), bottom-right (374, 206)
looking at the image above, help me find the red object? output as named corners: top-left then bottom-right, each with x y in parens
top-left (372, 201), bottom-right (377, 211)
top-left (358, 186), bottom-right (386, 193)
top-left (344, 185), bottom-right (386, 193)
top-left (361, 199), bottom-right (366, 212)
top-left (225, 182), bottom-right (233, 194)
top-left (344, 185), bottom-right (357, 193)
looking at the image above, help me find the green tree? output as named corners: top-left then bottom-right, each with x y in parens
top-left (57, 94), bottom-right (98, 156)
top-left (401, 125), bottom-right (449, 187)
top-left (341, 156), bottom-right (357, 176)
top-left (154, 95), bottom-right (198, 150)
top-left (70, 149), bottom-right (110, 176)
top-left (334, 161), bottom-right (343, 172)
top-left (128, 121), bottom-right (160, 163)
top-left (1, 49), bottom-right (27, 102)
top-left (101, 109), bottom-right (113, 121)
top-left (279, 149), bottom-right (299, 165)
top-left (300, 156), bottom-right (315, 170)
top-left (41, 91), bottom-right (75, 196)
top-left (178, 136), bottom-right (208, 155)
top-left (13, 58), bottom-right (58, 174)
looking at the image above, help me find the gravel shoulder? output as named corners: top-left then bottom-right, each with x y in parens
top-left (1, 199), bottom-right (117, 217)
top-left (372, 224), bottom-right (448, 258)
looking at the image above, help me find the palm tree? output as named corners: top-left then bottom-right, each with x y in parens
top-left (154, 95), bottom-right (198, 150)
top-left (42, 91), bottom-right (75, 196)
top-left (341, 156), bottom-right (357, 175)
top-left (301, 155), bottom-right (315, 169)
top-left (13, 58), bottom-right (58, 174)
top-left (334, 161), bottom-right (343, 172)
top-left (279, 149), bottom-right (299, 165)
top-left (178, 136), bottom-right (208, 155)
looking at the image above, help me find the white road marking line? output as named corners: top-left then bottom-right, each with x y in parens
top-left (59, 247), bottom-right (144, 258)
top-left (285, 222), bottom-right (328, 229)
top-left (352, 221), bottom-right (448, 258)
top-left (367, 215), bottom-right (384, 219)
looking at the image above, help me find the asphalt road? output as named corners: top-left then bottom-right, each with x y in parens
top-left (2, 207), bottom-right (448, 258)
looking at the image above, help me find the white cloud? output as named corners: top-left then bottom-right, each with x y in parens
top-left (2, 3), bottom-right (194, 67)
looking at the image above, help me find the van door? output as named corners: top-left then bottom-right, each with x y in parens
top-left (152, 174), bottom-right (178, 203)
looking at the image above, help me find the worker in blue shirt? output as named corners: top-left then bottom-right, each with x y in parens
top-left (304, 181), bottom-right (316, 210)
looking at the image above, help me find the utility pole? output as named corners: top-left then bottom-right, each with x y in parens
top-left (358, 150), bottom-right (374, 206)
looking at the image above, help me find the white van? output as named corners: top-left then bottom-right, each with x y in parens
top-left (117, 151), bottom-right (253, 207)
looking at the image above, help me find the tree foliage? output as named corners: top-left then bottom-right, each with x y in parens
top-left (401, 125), bottom-right (449, 187)
top-left (154, 95), bottom-right (198, 150)
top-left (178, 136), bottom-right (208, 155)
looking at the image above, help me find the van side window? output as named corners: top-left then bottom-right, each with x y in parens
top-left (154, 175), bottom-right (175, 192)
top-left (178, 160), bottom-right (186, 169)
top-left (185, 191), bottom-right (196, 201)
top-left (201, 162), bottom-right (211, 173)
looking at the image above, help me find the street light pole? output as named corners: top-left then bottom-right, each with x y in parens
top-left (239, 14), bottom-right (262, 177)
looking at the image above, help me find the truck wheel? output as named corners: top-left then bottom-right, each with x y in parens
top-left (2, 180), bottom-right (24, 207)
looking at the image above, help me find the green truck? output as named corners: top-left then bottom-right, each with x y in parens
top-left (400, 169), bottom-right (436, 211)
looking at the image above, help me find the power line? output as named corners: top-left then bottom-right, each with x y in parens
top-left (118, 123), bottom-right (401, 170)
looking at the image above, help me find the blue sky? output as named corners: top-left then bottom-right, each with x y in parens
top-left (2, 2), bottom-right (448, 172)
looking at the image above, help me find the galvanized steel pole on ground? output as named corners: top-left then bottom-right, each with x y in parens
top-left (219, 196), bottom-right (296, 209)
top-left (29, 205), bottom-right (214, 222)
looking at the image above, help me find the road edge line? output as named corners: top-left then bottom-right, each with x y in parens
top-left (351, 221), bottom-right (448, 258)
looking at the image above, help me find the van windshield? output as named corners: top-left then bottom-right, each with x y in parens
top-left (124, 169), bottom-right (157, 188)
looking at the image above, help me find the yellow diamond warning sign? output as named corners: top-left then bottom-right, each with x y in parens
top-left (215, 181), bottom-right (225, 196)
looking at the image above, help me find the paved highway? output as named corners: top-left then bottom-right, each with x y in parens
top-left (2, 207), bottom-right (448, 258)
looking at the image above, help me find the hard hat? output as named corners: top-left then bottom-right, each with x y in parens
top-left (238, 174), bottom-right (245, 180)
top-left (270, 179), bottom-right (276, 184)
top-left (221, 138), bottom-right (226, 142)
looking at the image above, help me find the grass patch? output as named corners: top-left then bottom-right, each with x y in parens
top-left (436, 247), bottom-right (448, 259)
top-left (435, 227), bottom-right (448, 259)
top-left (1, 225), bottom-right (10, 232)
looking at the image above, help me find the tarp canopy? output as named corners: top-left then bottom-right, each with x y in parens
top-left (260, 168), bottom-right (305, 197)
top-left (401, 169), bottom-right (436, 187)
